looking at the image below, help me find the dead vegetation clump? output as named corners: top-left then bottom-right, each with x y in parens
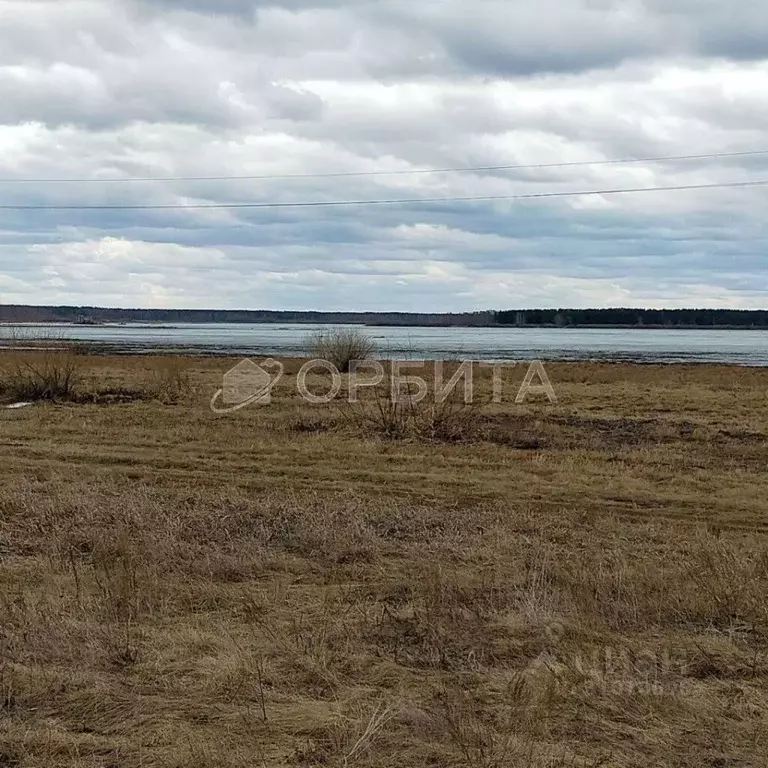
top-left (0, 348), bottom-right (83, 403)
top-left (143, 357), bottom-right (194, 404)
top-left (338, 382), bottom-right (486, 442)
top-left (0, 348), bottom-right (195, 406)
top-left (306, 327), bottom-right (377, 373)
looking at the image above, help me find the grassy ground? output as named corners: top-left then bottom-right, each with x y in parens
top-left (1, 352), bottom-right (767, 767)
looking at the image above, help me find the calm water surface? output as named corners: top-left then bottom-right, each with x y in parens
top-left (1, 323), bottom-right (767, 365)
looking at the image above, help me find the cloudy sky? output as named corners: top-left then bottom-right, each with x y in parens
top-left (1, 0), bottom-right (767, 311)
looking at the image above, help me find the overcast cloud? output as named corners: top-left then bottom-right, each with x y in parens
top-left (1, 0), bottom-right (767, 310)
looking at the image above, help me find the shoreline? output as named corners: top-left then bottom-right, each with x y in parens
top-left (2, 320), bottom-right (768, 330)
top-left (3, 344), bottom-right (767, 368)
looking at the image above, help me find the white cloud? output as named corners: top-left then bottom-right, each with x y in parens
top-left (0, 0), bottom-right (767, 310)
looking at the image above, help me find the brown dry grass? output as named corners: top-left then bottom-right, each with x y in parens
top-left (1, 351), bottom-right (767, 767)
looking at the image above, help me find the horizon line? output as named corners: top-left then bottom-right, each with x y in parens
top-left (1, 304), bottom-right (767, 314)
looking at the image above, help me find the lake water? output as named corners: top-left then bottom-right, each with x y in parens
top-left (1, 323), bottom-right (767, 365)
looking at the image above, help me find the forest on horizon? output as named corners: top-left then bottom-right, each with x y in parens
top-left (1, 305), bottom-right (767, 328)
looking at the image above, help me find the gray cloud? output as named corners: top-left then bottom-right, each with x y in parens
top-left (134, 0), bottom-right (768, 75)
top-left (0, 0), bottom-right (767, 310)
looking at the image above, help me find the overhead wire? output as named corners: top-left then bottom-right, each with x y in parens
top-left (0, 178), bottom-right (766, 210)
top-left (0, 148), bottom-right (767, 184)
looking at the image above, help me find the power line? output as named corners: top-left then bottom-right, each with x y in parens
top-left (1, 149), bottom-right (768, 184)
top-left (1, 179), bottom-right (766, 210)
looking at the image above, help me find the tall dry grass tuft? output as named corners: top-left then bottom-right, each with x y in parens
top-left (306, 327), bottom-right (377, 373)
top-left (145, 357), bottom-right (193, 403)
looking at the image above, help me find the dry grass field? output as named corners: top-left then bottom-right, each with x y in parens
top-left (1, 350), bottom-right (767, 767)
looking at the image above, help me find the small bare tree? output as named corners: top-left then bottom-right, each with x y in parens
top-left (305, 327), bottom-right (377, 373)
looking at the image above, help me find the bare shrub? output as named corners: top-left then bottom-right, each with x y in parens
top-left (341, 381), bottom-right (484, 441)
top-left (144, 357), bottom-right (193, 404)
top-left (0, 348), bottom-right (82, 402)
top-left (306, 327), bottom-right (376, 373)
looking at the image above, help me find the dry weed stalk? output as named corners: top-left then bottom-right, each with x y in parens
top-left (341, 701), bottom-right (400, 767)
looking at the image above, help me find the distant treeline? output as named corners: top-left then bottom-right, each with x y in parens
top-left (495, 308), bottom-right (768, 327)
top-left (0, 305), bottom-right (494, 326)
top-left (1, 305), bottom-right (767, 328)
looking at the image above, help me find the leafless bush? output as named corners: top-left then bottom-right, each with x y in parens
top-left (144, 358), bottom-right (193, 404)
top-left (341, 381), bottom-right (485, 441)
top-left (306, 327), bottom-right (377, 373)
top-left (0, 333), bottom-right (83, 402)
